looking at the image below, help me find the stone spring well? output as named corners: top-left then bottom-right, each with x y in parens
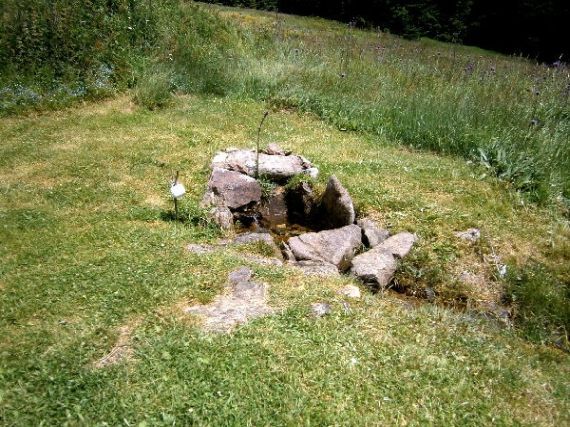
top-left (198, 144), bottom-right (417, 288)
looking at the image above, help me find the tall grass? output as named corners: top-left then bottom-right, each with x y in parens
top-left (1, 2), bottom-right (569, 202)
top-left (221, 12), bottom-right (570, 202)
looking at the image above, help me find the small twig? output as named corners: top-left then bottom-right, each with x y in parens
top-left (256, 111), bottom-right (269, 179)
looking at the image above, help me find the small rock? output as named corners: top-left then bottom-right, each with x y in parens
top-left (209, 206), bottom-right (234, 232)
top-left (455, 228), bottom-right (481, 242)
top-left (377, 232), bottom-right (416, 258)
top-left (263, 143), bottom-right (286, 155)
top-left (311, 302), bottom-right (332, 317)
top-left (341, 301), bottom-right (351, 313)
top-left (288, 224), bottom-right (362, 271)
top-left (357, 218), bottom-right (390, 247)
top-left (320, 176), bottom-right (355, 228)
top-left (338, 285), bottom-right (361, 299)
top-left (205, 167), bottom-right (261, 209)
top-left (294, 260), bottom-right (340, 277)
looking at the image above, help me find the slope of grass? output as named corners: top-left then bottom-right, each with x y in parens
top-left (215, 6), bottom-right (569, 202)
top-left (2, 3), bottom-right (569, 200)
top-left (0, 95), bottom-right (568, 425)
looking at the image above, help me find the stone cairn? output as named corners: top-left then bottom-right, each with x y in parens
top-left (199, 144), bottom-right (416, 290)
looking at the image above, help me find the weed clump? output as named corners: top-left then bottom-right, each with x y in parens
top-left (505, 262), bottom-right (569, 347)
top-left (133, 67), bottom-right (174, 110)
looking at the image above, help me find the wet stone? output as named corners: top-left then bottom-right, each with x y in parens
top-left (320, 175), bottom-right (355, 228)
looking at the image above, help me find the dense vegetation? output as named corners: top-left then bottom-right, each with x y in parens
top-left (2, 1), bottom-right (569, 204)
top-left (205, 0), bottom-right (570, 62)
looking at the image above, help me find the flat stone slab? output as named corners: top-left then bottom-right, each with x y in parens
top-left (288, 224), bottom-right (362, 271)
top-left (186, 243), bottom-right (218, 254)
top-left (294, 260), bottom-right (340, 277)
top-left (185, 268), bottom-right (274, 333)
top-left (233, 232), bottom-right (275, 245)
top-left (211, 149), bottom-right (312, 181)
top-left (205, 167), bottom-right (261, 209)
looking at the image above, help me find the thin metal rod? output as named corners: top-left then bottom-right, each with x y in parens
top-left (256, 111), bottom-right (269, 179)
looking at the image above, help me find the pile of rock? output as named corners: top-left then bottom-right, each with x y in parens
top-left (201, 146), bottom-right (318, 231)
top-left (199, 145), bottom-right (417, 290)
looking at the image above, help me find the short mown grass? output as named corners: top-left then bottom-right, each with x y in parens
top-left (0, 95), bottom-right (568, 425)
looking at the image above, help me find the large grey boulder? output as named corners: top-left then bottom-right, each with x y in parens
top-left (357, 218), bottom-right (390, 247)
top-left (211, 149), bottom-right (311, 181)
top-left (287, 224), bottom-right (361, 271)
top-left (320, 176), bottom-right (355, 228)
top-left (204, 167), bottom-right (261, 209)
top-left (350, 232), bottom-right (416, 289)
top-left (350, 248), bottom-right (398, 289)
top-left (378, 232), bottom-right (416, 258)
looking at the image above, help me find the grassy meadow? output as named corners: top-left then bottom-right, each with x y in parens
top-left (0, 2), bottom-right (569, 425)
